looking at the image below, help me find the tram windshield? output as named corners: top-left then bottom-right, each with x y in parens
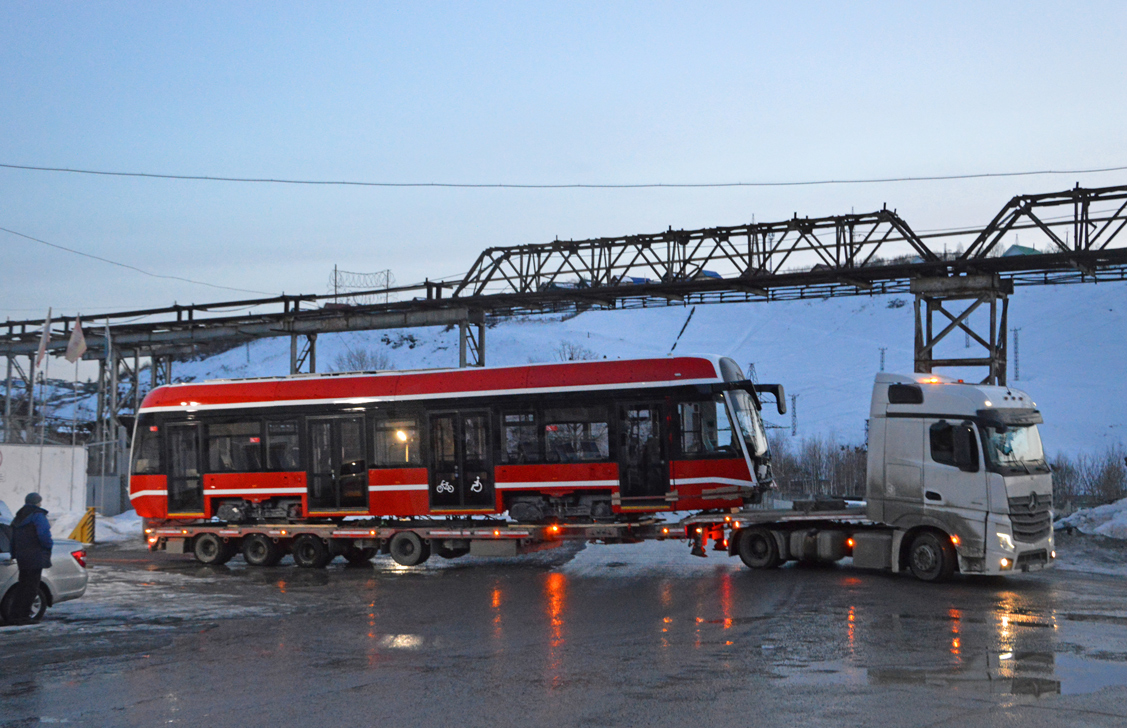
top-left (727, 389), bottom-right (769, 458)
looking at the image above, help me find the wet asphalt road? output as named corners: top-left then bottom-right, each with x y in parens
top-left (4, 535), bottom-right (1127, 727)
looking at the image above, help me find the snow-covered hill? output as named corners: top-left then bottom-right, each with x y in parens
top-left (155, 281), bottom-right (1127, 456)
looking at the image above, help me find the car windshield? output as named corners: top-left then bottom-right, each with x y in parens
top-left (727, 389), bottom-right (769, 457)
top-left (983, 424), bottom-right (1048, 472)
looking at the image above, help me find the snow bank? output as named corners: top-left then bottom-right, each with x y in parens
top-left (47, 509), bottom-right (144, 544)
top-left (1056, 498), bottom-right (1127, 540)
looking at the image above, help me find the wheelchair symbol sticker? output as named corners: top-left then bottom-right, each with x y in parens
top-left (470, 476), bottom-right (483, 493)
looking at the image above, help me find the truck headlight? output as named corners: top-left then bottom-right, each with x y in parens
top-left (997, 533), bottom-right (1016, 552)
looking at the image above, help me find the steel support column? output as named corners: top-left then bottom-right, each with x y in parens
top-left (458, 316), bottom-right (486, 368)
top-left (290, 333), bottom-right (318, 374)
top-left (912, 275), bottom-right (1013, 385)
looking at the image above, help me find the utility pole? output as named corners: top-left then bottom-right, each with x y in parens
top-left (1012, 327), bottom-right (1021, 380)
top-left (879, 347), bottom-right (887, 372)
top-left (790, 394), bottom-right (799, 436)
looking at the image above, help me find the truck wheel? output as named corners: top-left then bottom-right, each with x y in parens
top-left (194, 533), bottom-right (235, 565)
top-left (908, 531), bottom-right (956, 582)
top-left (242, 534), bottom-right (283, 567)
top-left (342, 545), bottom-right (378, 566)
top-left (293, 535), bottom-right (334, 568)
top-left (389, 531), bottom-right (430, 566)
top-left (737, 528), bottom-right (781, 569)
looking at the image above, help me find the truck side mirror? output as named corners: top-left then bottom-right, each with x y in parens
top-left (953, 423), bottom-right (979, 472)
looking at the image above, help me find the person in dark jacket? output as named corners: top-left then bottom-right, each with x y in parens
top-left (9, 492), bottom-right (53, 625)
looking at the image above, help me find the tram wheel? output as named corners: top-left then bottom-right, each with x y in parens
top-left (389, 531), bottom-right (431, 567)
top-left (193, 533), bottom-right (235, 565)
top-left (292, 534), bottom-right (334, 568)
top-left (242, 533), bottom-right (283, 567)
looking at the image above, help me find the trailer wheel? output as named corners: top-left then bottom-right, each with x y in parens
top-left (193, 533), bottom-right (235, 565)
top-left (389, 531), bottom-right (430, 567)
top-left (737, 528), bottom-right (781, 569)
top-left (293, 535), bottom-right (333, 568)
top-left (342, 545), bottom-right (378, 566)
top-left (242, 533), bottom-right (283, 567)
top-left (436, 544), bottom-right (470, 559)
top-left (907, 531), bottom-right (956, 583)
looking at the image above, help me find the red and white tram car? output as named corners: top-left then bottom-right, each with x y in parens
top-left (129, 355), bottom-right (782, 524)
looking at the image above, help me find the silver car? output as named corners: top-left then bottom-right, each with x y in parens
top-left (0, 522), bottom-right (89, 624)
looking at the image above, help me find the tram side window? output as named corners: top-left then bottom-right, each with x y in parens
top-left (373, 417), bottom-right (420, 466)
top-left (679, 399), bottom-right (735, 457)
top-left (543, 406), bottom-right (609, 463)
top-left (502, 412), bottom-right (540, 463)
top-left (207, 421), bottom-right (263, 472)
top-left (132, 424), bottom-right (162, 474)
top-left (266, 421), bottom-right (301, 470)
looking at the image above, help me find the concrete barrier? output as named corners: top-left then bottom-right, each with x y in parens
top-left (0, 443), bottom-right (87, 516)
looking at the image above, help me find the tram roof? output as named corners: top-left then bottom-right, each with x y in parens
top-left (138, 355), bottom-right (730, 413)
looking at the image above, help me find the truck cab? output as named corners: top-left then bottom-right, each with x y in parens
top-left (866, 373), bottom-right (1054, 577)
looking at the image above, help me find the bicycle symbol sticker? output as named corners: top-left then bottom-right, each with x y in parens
top-left (436, 480), bottom-right (454, 494)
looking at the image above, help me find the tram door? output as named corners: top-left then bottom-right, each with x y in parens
top-left (167, 423), bottom-right (204, 514)
top-left (428, 411), bottom-right (494, 511)
top-left (307, 416), bottom-right (368, 511)
top-left (618, 403), bottom-right (669, 506)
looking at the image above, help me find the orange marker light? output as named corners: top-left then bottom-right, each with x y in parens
top-left (494, 530), bottom-right (500, 537)
top-left (846, 538), bottom-right (855, 548)
top-left (950, 534), bottom-right (961, 546)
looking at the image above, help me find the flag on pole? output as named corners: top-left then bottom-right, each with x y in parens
top-left (35, 308), bottom-right (52, 369)
top-left (65, 315), bottom-right (87, 363)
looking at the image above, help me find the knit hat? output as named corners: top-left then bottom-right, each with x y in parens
top-left (24, 492), bottom-right (42, 506)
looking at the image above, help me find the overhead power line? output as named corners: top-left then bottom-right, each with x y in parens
top-left (0, 226), bottom-right (274, 296)
top-left (2, 161), bottom-right (1127, 189)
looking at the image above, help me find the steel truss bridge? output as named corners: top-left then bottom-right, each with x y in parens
top-left (3, 182), bottom-right (1127, 469)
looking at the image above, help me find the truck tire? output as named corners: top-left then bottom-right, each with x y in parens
top-left (737, 527), bottom-right (782, 569)
top-left (389, 531), bottom-right (430, 567)
top-left (293, 534), bottom-right (334, 568)
top-left (242, 533), bottom-right (283, 567)
top-left (908, 531), bottom-right (957, 582)
top-left (193, 533), bottom-right (235, 565)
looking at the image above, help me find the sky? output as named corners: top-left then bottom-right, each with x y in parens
top-left (2, 1), bottom-right (1127, 320)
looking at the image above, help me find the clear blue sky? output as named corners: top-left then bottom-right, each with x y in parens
top-left (2, 1), bottom-right (1125, 318)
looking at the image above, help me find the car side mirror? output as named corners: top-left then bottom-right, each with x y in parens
top-left (953, 423), bottom-right (979, 472)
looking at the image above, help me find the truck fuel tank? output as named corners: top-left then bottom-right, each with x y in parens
top-left (851, 531), bottom-right (893, 570)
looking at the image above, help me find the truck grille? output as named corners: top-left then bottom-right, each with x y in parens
top-left (1009, 493), bottom-right (1052, 542)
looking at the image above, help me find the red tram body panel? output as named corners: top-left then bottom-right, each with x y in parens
top-left (129, 355), bottom-right (773, 524)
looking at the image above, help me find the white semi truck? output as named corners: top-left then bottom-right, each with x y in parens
top-left (695, 372), bottom-right (1055, 582)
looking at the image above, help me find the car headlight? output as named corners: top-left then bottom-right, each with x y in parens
top-left (997, 532), bottom-right (1016, 552)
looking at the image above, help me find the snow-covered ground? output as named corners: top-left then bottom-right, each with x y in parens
top-left (1056, 498), bottom-right (1127, 540)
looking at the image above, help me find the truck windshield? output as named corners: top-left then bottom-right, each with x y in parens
top-left (727, 390), bottom-right (769, 458)
top-left (982, 424), bottom-right (1049, 473)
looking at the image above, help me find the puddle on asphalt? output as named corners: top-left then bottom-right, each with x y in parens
top-left (779, 651), bottom-right (1127, 696)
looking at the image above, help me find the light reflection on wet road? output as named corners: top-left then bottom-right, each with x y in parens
top-left (3, 543), bottom-right (1127, 727)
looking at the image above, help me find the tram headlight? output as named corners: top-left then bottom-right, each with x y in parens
top-left (997, 533), bottom-right (1016, 553)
